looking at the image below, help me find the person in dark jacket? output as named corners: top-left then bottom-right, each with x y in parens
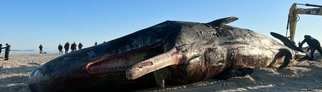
top-left (0, 44), bottom-right (2, 58)
top-left (299, 35), bottom-right (322, 60)
top-left (78, 42), bottom-right (83, 50)
top-left (58, 44), bottom-right (63, 53)
top-left (64, 42), bottom-right (70, 54)
top-left (4, 43), bottom-right (10, 60)
top-left (0, 44), bottom-right (2, 54)
top-left (39, 44), bottom-right (43, 54)
top-left (71, 42), bottom-right (77, 52)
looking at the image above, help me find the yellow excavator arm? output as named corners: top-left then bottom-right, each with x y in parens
top-left (287, 3), bottom-right (322, 42)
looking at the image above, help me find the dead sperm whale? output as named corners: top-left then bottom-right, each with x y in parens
top-left (28, 17), bottom-right (303, 92)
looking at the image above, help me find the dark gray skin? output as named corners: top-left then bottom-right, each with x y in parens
top-left (28, 17), bottom-right (300, 92)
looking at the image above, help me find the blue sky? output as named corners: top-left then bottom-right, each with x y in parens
top-left (0, 0), bottom-right (322, 52)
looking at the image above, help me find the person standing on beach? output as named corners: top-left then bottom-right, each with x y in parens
top-left (4, 43), bottom-right (10, 60)
top-left (39, 44), bottom-right (43, 54)
top-left (0, 44), bottom-right (2, 58)
top-left (0, 44), bottom-right (2, 54)
top-left (78, 42), bottom-right (83, 50)
top-left (71, 42), bottom-right (77, 52)
top-left (58, 44), bottom-right (63, 53)
top-left (64, 42), bottom-right (70, 54)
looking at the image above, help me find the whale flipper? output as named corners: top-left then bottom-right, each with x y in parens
top-left (270, 32), bottom-right (304, 52)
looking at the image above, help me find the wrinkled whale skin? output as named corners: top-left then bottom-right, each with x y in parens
top-left (28, 17), bottom-right (295, 92)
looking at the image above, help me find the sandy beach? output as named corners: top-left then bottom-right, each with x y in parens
top-left (0, 54), bottom-right (61, 92)
top-left (150, 59), bottom-right (322, 92)
top-left (1, 53), bottom-right (322, 92)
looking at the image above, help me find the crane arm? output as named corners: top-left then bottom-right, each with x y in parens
top-left (287, 3), bottom-right (322, 42)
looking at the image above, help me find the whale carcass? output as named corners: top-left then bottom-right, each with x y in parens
top-left (28, 17), bottom-right (303, 92)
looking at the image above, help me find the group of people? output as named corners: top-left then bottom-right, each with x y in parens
top-left (0, 43), bottom-right (11, 60)
top-left (58, 42), bottom-right (83, 54)
top-left (39, 42), bottom-right (100, 54)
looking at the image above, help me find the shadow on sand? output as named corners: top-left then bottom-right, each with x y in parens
top-left (0, 65), bottom-right (39, 92)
